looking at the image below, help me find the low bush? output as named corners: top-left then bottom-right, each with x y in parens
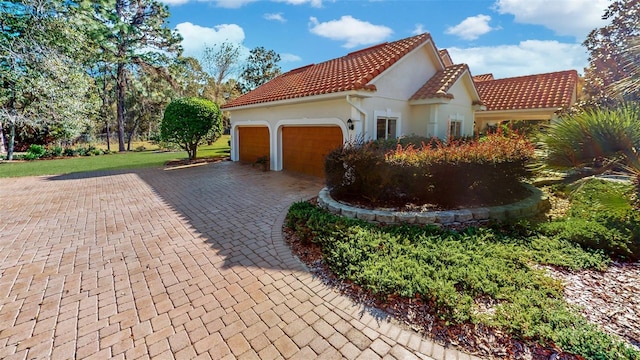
top-left (326, 130), bottom-right (534, 208)
top-left (63, 147), bottom-right (77, 157)
top-left (46, 146), bottom-right (63, 158)
top-left (539, 180), bottom-right (640, 261)
top-left (24, 144), bottom-right (46, 160)
top-left (286, 202), bottom-right (638, 359)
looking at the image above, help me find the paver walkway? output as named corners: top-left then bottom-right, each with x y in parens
top-left (0, 162), bottom-right (480, 359)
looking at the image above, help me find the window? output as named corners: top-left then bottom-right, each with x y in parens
top-left (448, 114), bottom-right (464, 138)
top-left (449, 121), bottom-right (462, 138)
top-left (376, 118), bottom-right (397, 140)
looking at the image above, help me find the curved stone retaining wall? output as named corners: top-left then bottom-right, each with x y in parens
top-left (317, 184), bottom-right (550, 226)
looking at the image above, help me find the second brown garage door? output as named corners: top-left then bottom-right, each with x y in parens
top-left (282, 126), bottom-right (343, 177)
top-left (238, 126), bottom-right (270, 163)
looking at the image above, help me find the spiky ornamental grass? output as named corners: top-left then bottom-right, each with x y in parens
top-left (543, 103), bottom-right (640, 168)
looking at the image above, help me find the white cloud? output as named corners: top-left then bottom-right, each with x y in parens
top-left (161, 0), bottom-right (326, 7)
top-left (448, 40), bottom-right (587, 78)
top-left (275, 0), bottom-right (323, 7)
top-left (281, 53), bottom-right (302, 62)
top-left (160, 0), bottom-right (191, 5)
top-left (308, 16), bottom-right (393, 48)
top-left (214, 0), bottom-right (258, 8)
top-left (493, 0), bottom-right (609, 39)
top-left (161, 0), bottom-right (258, 8)
top-left (446, 14), bottom-right (496, 41)
top-left (175, 22), bottom-right (246, 59)
top-left (264, 12), bottom-right (286, 23)
top-left (412, 24), bottom-right (426, 35)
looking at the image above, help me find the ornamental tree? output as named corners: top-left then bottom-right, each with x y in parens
top-left (583, 0), bottom-right (640, 104)
top-left (160, 97), bottom-right (222, 160)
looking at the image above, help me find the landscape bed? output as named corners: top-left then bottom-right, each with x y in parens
top-left (285, 178), bottom-right (640, 359)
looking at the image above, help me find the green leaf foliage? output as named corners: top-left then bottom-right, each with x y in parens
top-left (539, 179), bottom-right (640, 261)
top-left (160, 97), bottom-right (222, 160)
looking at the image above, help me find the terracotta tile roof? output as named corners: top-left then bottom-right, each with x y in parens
top-left (410, 64), bottom-right (469, 101)
top-left (438, 49), bottom-right (453, 66)
top-left (223, 33), bottom-right (433, 109)
top-left (473, 73), bottom-right (494, 82)
top-left (475, 70), bottom-right (578, 111)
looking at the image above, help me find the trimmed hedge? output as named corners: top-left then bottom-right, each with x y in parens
top-left (326, 131), bottom-right (535, 208)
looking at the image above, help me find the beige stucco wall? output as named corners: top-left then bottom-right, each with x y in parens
top-left (405, 77), bottom-right (476, 138)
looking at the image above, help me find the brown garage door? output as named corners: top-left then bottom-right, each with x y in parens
top-left (282, 126), bottom-right (343, 177)
top-left (238, 127), bottom-right (270, 163)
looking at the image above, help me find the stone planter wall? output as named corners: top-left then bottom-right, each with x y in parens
top-left (317, 184), bottom-right (550, 226)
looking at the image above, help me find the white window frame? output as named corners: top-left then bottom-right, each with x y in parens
top-left (448, 113), bottom-right (464, 138)
top-left (374, 110), bottom-right (401, 140)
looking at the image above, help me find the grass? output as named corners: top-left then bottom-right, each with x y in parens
top-left (0, 135), bottom-right (230, 178)
top-left (286, 178), bottom-right (640, 360)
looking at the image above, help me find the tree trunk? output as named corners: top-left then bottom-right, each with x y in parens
top-left (116, 62), bottom-right (126, 152)
top-left (105, 119), bottom-right (111, 152)
top-left (102, 66), bottom-right (111, 153)
top-left (127, 117), bottom-right (140, 151)
top-left (7, 96), bottom-right (16, 161)
top-left (0, 120), bottom-right (6, 155)
top-left (7, 121), bottom-right (15, 161)
top-left (189, 143), bottom-right (197, 160)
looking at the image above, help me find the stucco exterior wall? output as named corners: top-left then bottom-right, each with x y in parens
top-left (437, 79), bottom-right (475, 137)
top-left (370, 46), bottom-right (439, 101)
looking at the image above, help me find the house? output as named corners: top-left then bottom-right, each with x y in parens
top-left (222, 33), bottom-right (483, 177)
top-left (473, 70), bottom-right (579, 130)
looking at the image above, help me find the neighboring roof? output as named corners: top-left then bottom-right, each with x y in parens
top-left (223, 33), bottom-right (433, 109)
top-left (438, 49), bottom-right (453, 66)
top-left (410, 64), bottom-right (470, 101)
top-left (473, 73), bottom-right (494, 82)
top-left (475, 70), bottom-right (578, 111)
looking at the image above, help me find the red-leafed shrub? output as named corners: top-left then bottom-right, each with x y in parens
top-left (325, 130), bottom-right (535, 208)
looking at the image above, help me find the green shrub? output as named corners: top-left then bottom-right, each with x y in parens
top-left (63, 147), bottom-right (77, 157)
top-left (285, 202), bottom-right (637, 359)
top-left (24, 144), bottom-right (46, 160)
top-left (326, 130), bottom-right (534, 208)
top-left (540, 179), bottom-right (640, 261)
top-left (46, 146), bottom-right (63, 158)
top-left (540, 216), bottom-right (640, 261)
top-left (160, 97), bottom-right (222, 160)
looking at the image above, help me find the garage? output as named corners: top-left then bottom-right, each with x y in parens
top-left (282, 126), bottom-right (343, 177)
top-left (238, 127), bottom-right (270, 163)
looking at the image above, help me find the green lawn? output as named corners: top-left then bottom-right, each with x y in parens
top-left (0, 135), bottom-right (230, 178)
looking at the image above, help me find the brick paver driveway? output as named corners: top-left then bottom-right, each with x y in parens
top-left (0, 162), bottom-right (478, 359)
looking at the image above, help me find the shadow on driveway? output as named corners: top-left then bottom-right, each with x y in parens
top-left (45, 161), bottom-right (324, 272)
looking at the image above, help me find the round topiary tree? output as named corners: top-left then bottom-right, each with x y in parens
top-left (161, 97), bottom-right (222, 160)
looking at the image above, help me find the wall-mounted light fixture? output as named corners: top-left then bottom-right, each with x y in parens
top-left (347, 118), bottom-right (354, 130)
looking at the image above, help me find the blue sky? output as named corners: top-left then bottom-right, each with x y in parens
top-left (161, 0), bottom-right (610, 79)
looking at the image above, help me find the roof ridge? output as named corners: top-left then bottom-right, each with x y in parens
top-left (347, 42), bottom-right (388, 57)
top-left (486, 69), bottom-right (577, 83)
top-left (287, 64), bottom-right (314, 74)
